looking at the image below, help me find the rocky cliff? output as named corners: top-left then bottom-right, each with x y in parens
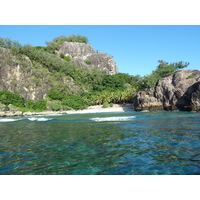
top-left (0, 47), bottom-right (84, 101)
top-left (133, 70), bottom-right (200, 111)
top-left (0, 41), bottom-right (119, 101)
top-left (59, 42), bottom-right (118, 75)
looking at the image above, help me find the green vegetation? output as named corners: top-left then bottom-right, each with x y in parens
top-left (0, 91), bottom-right (47, 112)
top-left (4, 106), bottom-right (10, 111)
top-left (187, 75), bottom-right (195, 79)
top-left (103, 102), bottom-right (110, 108)
top-left (85, 59), bottom-right (92, 65)
top-left (62, 94), bottom-right (87, 110)
top-left (26, 99), bottom-right (47, 112)
top-left (0, 91), bottom-right (25, 107)
top-left (0, 37), bottom-right (22, 50)
top-left (0, 36), bottom-right (190, 112)
top-left (142, 60), bottom-right (189, 89)
top-left (45, 35), bottom-right (88, 53)
top-left (60, 54), bottom-right (71, 61)
top-left (51, 102), bottom-right (61, 111)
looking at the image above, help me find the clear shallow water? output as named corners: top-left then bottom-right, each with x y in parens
top-left (0, 111), bottom-right (200, 175)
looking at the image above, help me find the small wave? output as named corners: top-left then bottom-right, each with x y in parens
top-left (90, 116), bottom-right (136, 122)
top-left (28, 117), bottom-right (52, 122)
top-left (0, 118), bottom-right (21, 122)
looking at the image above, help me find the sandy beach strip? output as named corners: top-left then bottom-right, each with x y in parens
top-left (0, 104), bottom-right (134, 117)
top-left (66, 104), bottom-right (133, 114)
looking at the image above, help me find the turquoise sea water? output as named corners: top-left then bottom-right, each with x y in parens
top-left (0, 111), bottom-right (200, 175)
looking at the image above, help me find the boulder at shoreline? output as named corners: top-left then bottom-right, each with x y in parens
top-left (133, 70), bottom-right (200, 111)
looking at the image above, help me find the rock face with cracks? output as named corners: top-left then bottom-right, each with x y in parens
top-left (59, 42), bottom-right (118, 75)
top-left (0, 47), bottom-right (83, 101)
top-left (133, 70), bottom-right (200, 111)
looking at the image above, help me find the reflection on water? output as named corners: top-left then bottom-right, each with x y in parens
top-left (0, 111), bottom-right (200, 175)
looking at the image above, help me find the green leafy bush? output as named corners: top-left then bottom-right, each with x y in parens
top-left (62, 94), bottom-right (87, 110)
top-left (66, 35), bottom-right (88, 43)
top-left (0, 91), bottom-right (25, 107)
top-left (51, 102), bottom-right (61, 111)
top-left (0, 37), bottom-right (22, 49)
top-left (85, 59), bottom-right (92, 65)
top-left (187, 75), bottom-right (195, 79)
top-left (45, 35), bottom-right (88, 54)
top-left (141, 60), bottom-right (190, 89)
top-left (64, 56), bottom-right (71, 62)
top-left (26, 99), bottom-right (47, 111)
top-left (103, 102), bottom-right (110, 108)
top-left (48, 89), bottom-right (65, 100)
top-left (60, 53), bottom-right (65, 59)
top-left (4, 106), bottom-right (10, 111)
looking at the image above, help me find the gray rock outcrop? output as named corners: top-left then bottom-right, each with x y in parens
top-left (59, 42), bottom-right (95, 57)
top-left (0, 47), bottom-right (83, 101)
top-left (133, 70), bottom-right (200, 111)
top-left (59, 42), bottom-right (118, 75)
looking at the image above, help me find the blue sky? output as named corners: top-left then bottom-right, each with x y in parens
top-left (0, 25), bottom-right (200, 76)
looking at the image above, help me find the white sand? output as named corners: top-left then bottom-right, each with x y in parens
top-left (66, 104), bottom-right (133, 114)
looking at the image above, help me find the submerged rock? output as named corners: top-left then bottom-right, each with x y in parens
top-left (133, 70), bottom-right (200, 111)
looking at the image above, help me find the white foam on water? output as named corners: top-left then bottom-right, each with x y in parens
top-left (90, 116), bottom-right (136, 122)
top-left (0, 118), bottom-right (21, 122)
top-left (28, 117), bottom-right (52, 122)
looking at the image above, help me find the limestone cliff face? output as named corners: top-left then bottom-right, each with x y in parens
top-left (0, 47), bottom-right (46, 101)
top-left (59, 42), bottom-right (118, 75)
top-left (133, 70), bottom-right (200, 111)
top-left (0, 47), bottom-right (83, 101)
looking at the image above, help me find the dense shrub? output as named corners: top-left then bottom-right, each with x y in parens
top-left (62, 94), bottom-right (87, 110)
top-left (4, 106), bottom-right (10, 111)
top-left (26, 99), bottom-right (47, 111)
top-left (66, 35), bottom-right (88, 43)
top-left (0, 91), bottom-right (25, 107)
top-left (48, 89), bottom-right (65, 100)
top-left (60, 54), bottom-right (71, 61)
top-left (110, 103), bottom-right (114, 107)
top-left (84, 59), bottom-right (92, 65)
top-left (0, 37), bottom-right (22, 49)
top-left (64, 55), bottom-right (71, 62)
top-left (19, 45), bottom-right (78, 78)
top-left (142, 60), bottom-right (190, 89)
top-left (103, 102), bottom-right (110, 108)
top-left (102, 75), bottom-right (125, 90)
top-left (51, 102), bottom-right (61, 111)
top-left (45, 35), bottom-right (88, 53)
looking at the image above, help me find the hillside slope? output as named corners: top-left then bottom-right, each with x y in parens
top-left (0, 41), bottom-right (118, 101)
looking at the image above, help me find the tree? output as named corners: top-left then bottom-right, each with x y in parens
top-left (142, 60), bottom-right (190, 89)
top-left (0, 37), bottom-right (22, 49)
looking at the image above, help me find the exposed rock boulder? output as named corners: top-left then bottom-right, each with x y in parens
top-left (133, 90), bottom-right (163, 111)
top-left (133, 70), bottom-right (200, 111)
top-left (59, 42), bottom-right (95, 57)
top-left (59, 42), bottom-right (118, 75)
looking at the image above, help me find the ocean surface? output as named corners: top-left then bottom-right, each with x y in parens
top-left (0, 111), bottom-right (200, 175)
